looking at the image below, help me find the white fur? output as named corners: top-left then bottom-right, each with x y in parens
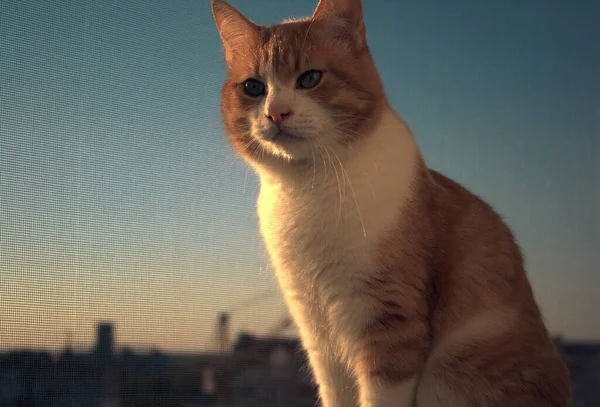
top-left (254, 108), bottom-right (419, 407)
top-left (360, 377), bottom-right (419, 407)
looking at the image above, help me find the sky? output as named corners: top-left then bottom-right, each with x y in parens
top-left (1, 0), bottom-right (598, 354)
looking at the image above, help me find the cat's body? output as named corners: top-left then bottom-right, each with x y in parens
top-left (257, 109), bottom-right (420, 406)
top-left (211, 0), bottom-right (571, 406)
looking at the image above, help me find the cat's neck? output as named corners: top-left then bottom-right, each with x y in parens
top-left (255, 105), bottom-right (422, 282)
top-left (256, 106), bottom-right (421, 198)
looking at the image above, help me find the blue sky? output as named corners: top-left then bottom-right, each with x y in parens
top-left (1, 0), bottom-right (598, 353)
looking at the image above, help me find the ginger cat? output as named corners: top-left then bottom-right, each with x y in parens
top-left (210, 0), bottom-right (572, 405)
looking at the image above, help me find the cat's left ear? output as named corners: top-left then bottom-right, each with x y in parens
top-left (311, 0), bottom-right (366, 50)
top-left (211, 0), bottom-right (259, 66)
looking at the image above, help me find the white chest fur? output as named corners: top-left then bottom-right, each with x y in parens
top-left (256, 109), bottom-right (418, 361)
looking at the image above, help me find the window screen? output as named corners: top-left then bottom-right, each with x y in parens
top-left (1, 0), bottom-right (598, 406)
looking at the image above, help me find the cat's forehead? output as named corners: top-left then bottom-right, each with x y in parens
top-left (232, 20), bottom-right (328, 83)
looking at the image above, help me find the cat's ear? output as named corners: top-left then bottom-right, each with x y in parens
top-left (211, 0), bottom-right (259, 66)
top-left (311, 0), bottom-right (366, 50)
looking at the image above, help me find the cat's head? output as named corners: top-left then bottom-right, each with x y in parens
top-left (211, 0), bottom-right (386, 168)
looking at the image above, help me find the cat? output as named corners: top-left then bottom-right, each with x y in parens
top-left (210, 0), bottom-right (572, 405)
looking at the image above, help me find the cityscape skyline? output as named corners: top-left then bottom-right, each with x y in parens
top-left (1, 0), bottom-right (599, 354)
top-left (2, 320), bottom-right (598, 406)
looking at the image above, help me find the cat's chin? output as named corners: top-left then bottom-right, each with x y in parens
top-left (256, 131), bottom-right (314, 163)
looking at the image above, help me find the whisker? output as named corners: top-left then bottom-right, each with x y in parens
top-left (333, 125), bottom-right (365, 141)
top-left (316, 146), bottom-right (329, 178)
top-left (332, 150), bottom-right (367, 238)
top-left (323, 146), bottom-right (343, 226)
top-left (310, 142), bottom-right (318, 189)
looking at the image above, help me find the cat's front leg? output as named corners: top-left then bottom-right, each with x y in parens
top-left (358, 376), bottom-right (419, 407)
top-left (304, 340), bottom-right (359, 407)
top-left (288, 296), bottom-right (359, 407)
top-left (353, 335), bottom-right (423, 407)
top-left (336, 295), bottom-right (429, 407)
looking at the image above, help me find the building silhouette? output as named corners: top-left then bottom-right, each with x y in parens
top-left (95, 322), bottom-right (115, 361)
top-left (0, 320), bottom-right (598, 406)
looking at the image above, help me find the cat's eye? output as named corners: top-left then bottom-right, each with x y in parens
top-left (242, 78), bottom-right (265, 97)
top-left (297, 70), bottom-right (323, 89)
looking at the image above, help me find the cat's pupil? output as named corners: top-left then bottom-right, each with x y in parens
top-left (298, 70), bottom-right (323, 89)
top-left (243, 79), bottom-right (265, 97)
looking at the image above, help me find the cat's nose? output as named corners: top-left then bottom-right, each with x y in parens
top-left (266, 104), bottom-right (292, 125)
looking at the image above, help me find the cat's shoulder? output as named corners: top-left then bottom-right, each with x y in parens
top-left (424, 168), bottom-right (515, 239)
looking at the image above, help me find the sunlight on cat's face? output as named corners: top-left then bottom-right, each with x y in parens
top-left (243, 64), bottom-right (334, 162)
top-left (212, 0), bottom-right (385, 167)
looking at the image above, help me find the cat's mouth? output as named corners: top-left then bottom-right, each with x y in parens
top-left (270, 130), bottom-right (307, 145)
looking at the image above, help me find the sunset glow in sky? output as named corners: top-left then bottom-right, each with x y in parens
top-left (1, 0), bottom-right (598, 353)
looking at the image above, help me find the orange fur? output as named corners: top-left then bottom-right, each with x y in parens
top-left (211, 0), bottom-right (572, 406)
top-left (213, 0), bottom-right (385, 164)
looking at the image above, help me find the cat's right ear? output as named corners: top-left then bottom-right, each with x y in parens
top-left (211, 0), bottom-right (258, 66)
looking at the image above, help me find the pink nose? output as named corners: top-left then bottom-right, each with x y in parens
top-left (266, 104), bottom-right (292, 125)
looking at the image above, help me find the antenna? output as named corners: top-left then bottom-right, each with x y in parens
top-left (65, 327), bottom-right (73, 354)
top-left (217, 312), bottom-right (230, 354)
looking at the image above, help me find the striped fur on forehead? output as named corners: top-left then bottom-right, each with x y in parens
top-left (225, 20), bottom-right (314, 82)
top-left (257, 21), bottom-right (319, 83)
